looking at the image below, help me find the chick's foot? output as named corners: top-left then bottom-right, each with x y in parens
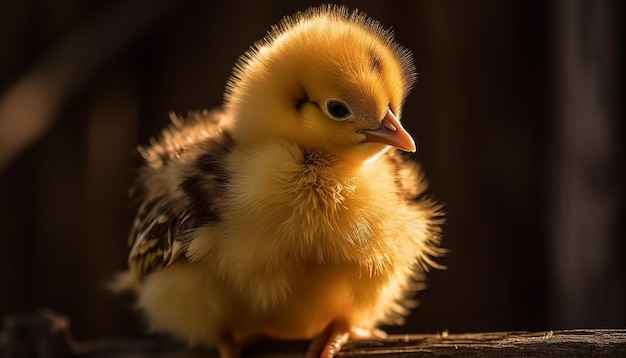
top-left (306, 320), bottom-right (388, 358)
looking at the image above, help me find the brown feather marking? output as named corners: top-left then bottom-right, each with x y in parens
top-left (128, 197), bottom-right (194, 278)
top-left (127, 110), bottom-right (235, 279)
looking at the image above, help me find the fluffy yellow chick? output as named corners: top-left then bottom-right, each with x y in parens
top-left (114, 5), bottom-right (443, 358)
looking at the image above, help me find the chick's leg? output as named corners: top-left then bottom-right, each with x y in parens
top-left (305, 320), bottom-right (387, 358)
top-left (305, 321), bottom-right (349, 358)
top-left (218, 334), bottom-right (243, 358)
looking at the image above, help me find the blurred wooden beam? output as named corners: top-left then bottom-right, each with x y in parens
top-left (550, 0), bottom-right (624, 328)
top-left (0, 0), bottom-right (179, 170)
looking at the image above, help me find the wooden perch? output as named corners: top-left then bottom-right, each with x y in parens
top-left (1, 310), bottom-right (625, 357)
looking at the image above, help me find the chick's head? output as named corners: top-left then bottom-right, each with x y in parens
top-left (225, 6), bottom-right (417, 163)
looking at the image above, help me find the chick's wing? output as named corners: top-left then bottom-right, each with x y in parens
top-left (127, 110), bottom-right (233, 279)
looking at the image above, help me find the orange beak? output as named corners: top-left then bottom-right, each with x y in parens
top-left (360, 108), bottom-right (416, 152)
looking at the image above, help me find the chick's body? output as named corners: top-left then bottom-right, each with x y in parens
top-left (116, 6), bottom-right (442, 358)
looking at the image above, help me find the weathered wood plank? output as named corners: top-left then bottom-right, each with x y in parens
top-left (244, 330), bottom-right (626, 357)
top-left (1, 310), bottom-right (625, 357)
top-left (337, 330), bottom-right (626, 357)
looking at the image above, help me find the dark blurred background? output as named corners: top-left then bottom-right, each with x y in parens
top-left (1, 0), bottom-right (624, 343)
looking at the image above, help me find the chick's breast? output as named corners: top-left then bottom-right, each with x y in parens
top-left (195, 141), bottom-right (436, 339)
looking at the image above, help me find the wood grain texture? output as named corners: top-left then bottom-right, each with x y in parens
top-left (1, 311), bottom-right (625, 357)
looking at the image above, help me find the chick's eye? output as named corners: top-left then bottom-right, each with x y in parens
top-left (326, 100), bottom-right (352, 121)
